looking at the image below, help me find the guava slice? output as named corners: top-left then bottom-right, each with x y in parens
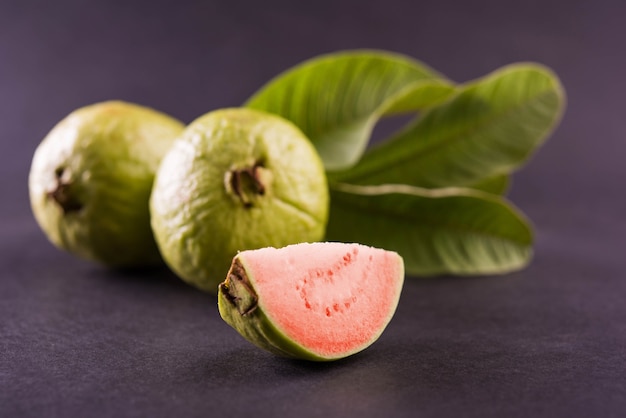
top-left (28, 101), bottom-right (185, 267)
top-left (150, 108), bottom-right (329, 293)
top-left (218, 242), bottom-right (405, 361)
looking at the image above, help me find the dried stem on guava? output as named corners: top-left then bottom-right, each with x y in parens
top-left (47, 166), bottom-right (83, 214)
top-left (219, 259), bottom-right (258, 316)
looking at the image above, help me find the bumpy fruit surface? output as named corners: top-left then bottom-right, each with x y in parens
top-left (28, 100), bottom-right (185, 267)
top-left (150, 108), bottom-right (329, 293)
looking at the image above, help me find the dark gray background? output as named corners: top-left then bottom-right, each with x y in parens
top-left (2, 0), bottom-right (625, 417)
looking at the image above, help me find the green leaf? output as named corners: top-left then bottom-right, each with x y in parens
top-left (468, 174), bottom-right (511, 195)
top-left (326, 183), bottom-right (533, 276)
top-left (331, 63), bottom-right (565, 188)
top-left (245, 50), bottom-right (456, 170)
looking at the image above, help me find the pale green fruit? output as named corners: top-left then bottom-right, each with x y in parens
top-left (29, 100), bottom-right (185, 267)
top-left (150, 108), bottom-right (329, 293)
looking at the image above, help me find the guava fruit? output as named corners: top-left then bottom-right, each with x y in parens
top-left (150, 108), bottom-right (329, 293)
top-left (28, 100), bottom-right (185, 267)
top-left (218, 242), bottom-right (405, 361)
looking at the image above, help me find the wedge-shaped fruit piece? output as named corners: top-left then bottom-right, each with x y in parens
top-left (218, 242), bottom-right (404, 361)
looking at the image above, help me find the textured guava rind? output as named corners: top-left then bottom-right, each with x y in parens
top-left (28, 100), bottom-right (185, 267)
top-left (150, 108), bottom-right (329, 292)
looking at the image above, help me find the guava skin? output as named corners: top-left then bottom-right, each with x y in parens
top-left (28, 101), bottom-right (185, 267)
top-left (150, 108), bottom-right (329, 293)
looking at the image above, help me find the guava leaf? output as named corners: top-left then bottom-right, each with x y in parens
top-left (330, 63), bottom-right (565, 188)
top-left (468, 174), bottom-right (510, 195)
top-left (245, 50), bottom-right (455, 170)
top-left (326, 183), bottom-right (533, 276)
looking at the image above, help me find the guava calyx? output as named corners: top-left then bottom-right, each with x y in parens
top-left (219, 259), bottom-right (258, 316)
top-left (224, 161), bottom-right (268, 208)
top-left (46, 167), bottom-right (83, 214)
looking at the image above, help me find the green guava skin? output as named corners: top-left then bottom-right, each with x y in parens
top-left (150, 108), bottom-right (329, 293)
top-left (28, 101), bottom-right (185, 267)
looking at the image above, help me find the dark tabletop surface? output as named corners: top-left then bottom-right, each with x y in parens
top-left (2, 0), bottom-right (625, 417)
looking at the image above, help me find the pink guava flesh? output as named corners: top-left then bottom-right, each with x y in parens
top-left (238, 242), bottom-right (404, 358)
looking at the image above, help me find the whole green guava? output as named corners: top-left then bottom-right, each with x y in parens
top-left (150, 108), bottom-right (329, 293)
top-left (28, 100), bottom-right (185, 267)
